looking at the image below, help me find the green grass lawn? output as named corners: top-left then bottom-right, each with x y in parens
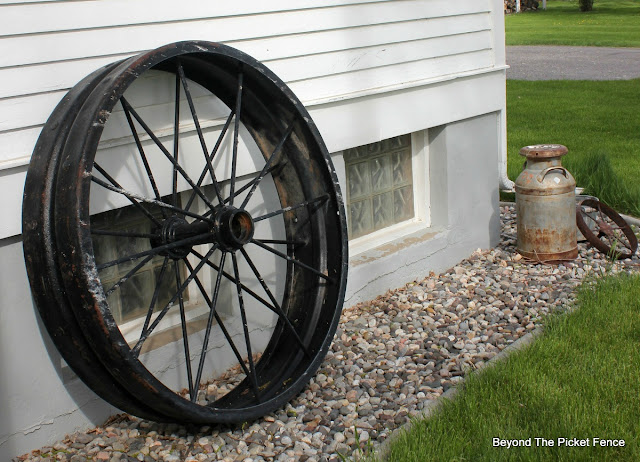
top-left (506, 0), bottom-right (640, 47)
top-left (384, 272), bottom-right (640, 461)
top-left (505, 0), bottom-right (640, 215)
top-left (507, 79), bottom-right (640, 217)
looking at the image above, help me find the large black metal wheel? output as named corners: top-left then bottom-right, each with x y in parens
top-left (23, 41), bottom-right (347, 423)
top-left (576, 198), bottom-right (638, 260)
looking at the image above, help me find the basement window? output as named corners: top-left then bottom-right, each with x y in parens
top-left (91, 199), bottom-right (188, 325)
top-left (344, 134), bottom-right (415, 239)
top-left (89, 184), bottom-right (236, 351)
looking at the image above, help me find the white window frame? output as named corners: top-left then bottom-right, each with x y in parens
top-left (345, 130), bottom-right (431, 257)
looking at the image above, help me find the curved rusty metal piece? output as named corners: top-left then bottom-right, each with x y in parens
top-left (576, 198), bottom-right (638, 260)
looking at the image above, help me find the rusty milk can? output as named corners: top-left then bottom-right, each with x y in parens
top-left (515, 144), bottom-right (578, 261)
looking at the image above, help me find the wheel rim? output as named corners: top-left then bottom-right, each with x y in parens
top-left (29, 41), bottom-right (347, 423)
top-left (22, 60), bottom-right (171, 421)
top-left (576, 198), bottom-right (638, 260)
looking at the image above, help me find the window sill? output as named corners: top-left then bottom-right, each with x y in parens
top-left (349, 219), bottom-right (445, 266)
top-left (120, 302), bottom-right (223, 355)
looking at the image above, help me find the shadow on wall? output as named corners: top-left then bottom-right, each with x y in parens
top-left (0, 235), bottom-right (113, 461)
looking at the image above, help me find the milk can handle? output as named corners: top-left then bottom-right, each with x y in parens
top-left (537, 167), bottom-right (568, 183)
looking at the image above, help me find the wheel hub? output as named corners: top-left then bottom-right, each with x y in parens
top-left (214, 207), bottom-right (255, 251)
top-left (151, 207), bottom-right (255, 258)
top-left (151, 216), bottom-right (212, 259)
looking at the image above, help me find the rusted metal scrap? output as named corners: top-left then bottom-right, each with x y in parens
top-left (576, 198), bottom-right (638, 260)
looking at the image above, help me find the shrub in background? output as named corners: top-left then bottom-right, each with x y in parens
top-left (579, 0), bottom-right (594, 11)
top-left (504, 0), bottom-right (540, 13)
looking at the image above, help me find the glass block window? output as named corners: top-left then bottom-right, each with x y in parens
top-left (344, 134), bottom-right (415, 239)
top-left (91, 200), bottom-right (187, 325)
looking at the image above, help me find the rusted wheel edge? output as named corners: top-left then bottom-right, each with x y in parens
top-left (576, 198), bottom-right (638, 260)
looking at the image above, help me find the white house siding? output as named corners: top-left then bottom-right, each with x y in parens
top-left (0, 0), bottom-right (502, 237)
top-left (0, 0), bottom-right (506, 458)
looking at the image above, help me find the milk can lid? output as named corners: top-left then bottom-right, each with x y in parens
top-left (519, 144), bottom-right (568, 159)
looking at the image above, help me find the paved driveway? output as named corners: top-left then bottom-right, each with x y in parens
top-left (506, 46), bottom-right (640, 80)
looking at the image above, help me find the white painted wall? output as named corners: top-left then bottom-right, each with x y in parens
top-left (0, 0), bottom-right (504, 239)
top-left (346, 113), bottom-right (501, 305)
top-left (0, 0), bottom-right (506, 458)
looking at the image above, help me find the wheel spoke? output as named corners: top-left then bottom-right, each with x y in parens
top-left (583, 214), bottom-right (597, 226)
top-left (173, 71), bottom-right (181, 209)
top-left (182, 258), bottom-right (254, 384)
top-left (240, 247), bottom-right (310, 358)
top-left (605, 236), bottom-right (631, 251)
top-left (239, 120), bottom-right (295, 210)
top-left (202, 164), bottom-right (278, 219)
top-left (183, 109), bottom-right (235, 213)
top-left (104, 253), bottom-right (155, 297)
top-left (97, 232), bottom-right (214, 271)
top-left (228, 71), bottom-right (243, 206)
top-left (231, 252), bottom-right (262, 402)
top-left (253, 194), bottom-right (329, 223)
top-left (132, 245), bottom-right (218, 356)
top-left (175, 261), bottom-right (195, 401)
top-left (192, 252), bottom-right (227, 400)
top-left (177, 61), bottom-right (225, 205)
top-left (189, 249), bottom-right (279, 314)
top-left (120, 97), bottom-right (217, 211)
top-left (92, 163), bottom-right (162, 227)
top-left (121, 100), bottom-right (167, 219)
top-left (91, 172), bottom-right (214, 224)
top-left (251, 238), bottom-right (333, 283)
top-left (252, 238), bottom-right (307, 248)
top-left (139, 256), bottom-right (170, 341)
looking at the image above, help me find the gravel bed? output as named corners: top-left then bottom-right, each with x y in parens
top-left (18, 205), bottom-right (640, 462)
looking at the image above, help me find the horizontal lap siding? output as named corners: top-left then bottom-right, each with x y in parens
top-left (0, 0), bottom-right (494, 166)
